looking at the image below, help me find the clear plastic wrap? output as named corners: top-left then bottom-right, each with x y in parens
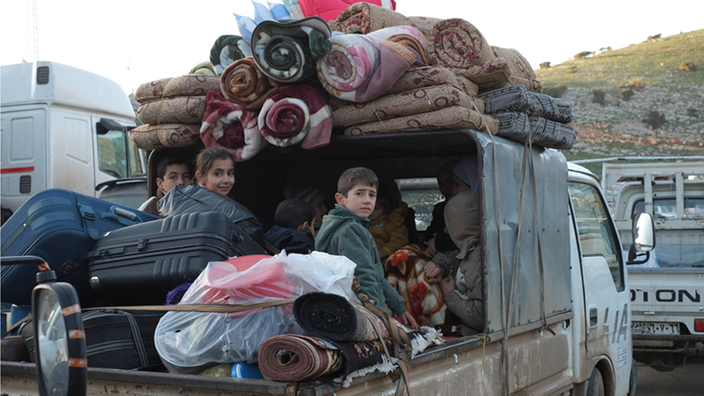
top-left (155, 252), bottom-right (359, 373)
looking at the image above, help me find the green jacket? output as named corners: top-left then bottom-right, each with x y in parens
top-left (315, 204), bottom-right (407, 316)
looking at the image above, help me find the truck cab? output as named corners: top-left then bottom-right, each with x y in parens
top-left (0, 61), bottom-right (146, 223)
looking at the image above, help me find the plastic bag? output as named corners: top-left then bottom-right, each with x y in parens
top-left (155, 252), bottom-right (359, 372)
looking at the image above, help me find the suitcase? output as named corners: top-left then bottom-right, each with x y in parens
top-left (86, 211), bottom-right (266, 304)
top-left (21, 309), bottom-right (165, 370)
top-left (1, 189), bottom-right (158, 306)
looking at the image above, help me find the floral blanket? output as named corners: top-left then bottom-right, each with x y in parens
top-left (209, 35), bottom-right (251, 76)
top-left (219, 57), bottom-right (280, 110)
top-left (200, 90), bottom-right (265, 162)
top-left (258, 84), bottom-right (333, 151)
top-left (130, 123), bottom-right (201, 150)
top-left (329, 2), bottom-right (440, 43)
top-left (134, 75), bottom-right (221, 103)
top-left (136, 96), bottom-right (206, 125)
top-left (317, 26), bottom-right (429, 103)
top-left (427, 18), bottom-right (495, 69)
top-left (384, 245), bottom-right (446, 327)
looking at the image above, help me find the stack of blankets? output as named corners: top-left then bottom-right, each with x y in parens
top-left (132, 75), bottom-right (221, 150)
top-left (130, 3), bottom-right (576, 159)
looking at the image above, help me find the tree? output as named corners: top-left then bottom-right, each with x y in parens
top-left (574, 51), bottom-right (593, 59)
top-left (643, 110), bottom-right (666, 129)
top-left (592, 89), bottom-right (606, 105)
top-left (621, 88), bottom-right (634, 101)
top-left (539, 61), bottom-right (551, 69)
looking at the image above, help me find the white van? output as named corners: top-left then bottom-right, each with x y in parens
top-left (0, 61), bottom-right (145, 223)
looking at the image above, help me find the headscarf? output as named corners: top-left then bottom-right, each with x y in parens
top-left (453, 156), bottom-right (479, 192)
top-left (444, 191), bottom-right (481, 259)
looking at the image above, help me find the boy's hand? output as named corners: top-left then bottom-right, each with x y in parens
top-left (399, 311), bottom-right (419, 331)
top-left (439, 276), bottom-right (455, 295)
top-left (423, 261), bottom-right (443, 284)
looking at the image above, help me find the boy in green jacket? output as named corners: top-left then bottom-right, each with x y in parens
top-left (315, 167), bottom-right (418, 330)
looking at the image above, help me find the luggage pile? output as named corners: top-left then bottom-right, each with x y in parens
top-left (129, 2), bottom-right (577, 159)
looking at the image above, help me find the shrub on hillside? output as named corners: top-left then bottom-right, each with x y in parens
top-left (621, 77), bottom-right (646, 90)
top-left (679, 61), bottom-right (697, 71)
top-left (539, 61), bottom-right (551, 69)
top-left (567, 65), bottom-right (578, 74)
top-left (592, 89), bottom-right (606, 105)
top-left (686, 108), bottom-right (699, 118)
top-left (543, 83), bottom-right (567, 98)
top-left (621, 88), bottom-right (634, 101)
top-left (643, 110), bottom-right (666, 129)
top-left (574, 51), bottom-right (593, 59)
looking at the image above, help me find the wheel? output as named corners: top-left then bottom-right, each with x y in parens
top-left (586, 368), bottom-right (605, 396)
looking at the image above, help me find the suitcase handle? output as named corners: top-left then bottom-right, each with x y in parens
top-left (101, 206), bottom-right (142, 226)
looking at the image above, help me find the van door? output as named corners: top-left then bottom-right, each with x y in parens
top-left (569, 181), bottom-right (631, 395)
top-left (0, 108), bottom-right (47, 212)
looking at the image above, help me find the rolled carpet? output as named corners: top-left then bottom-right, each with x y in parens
top-left (258, 84), bottom-right (332, 151)
top-left (135, 75), bottom-right (221, 104)
top-left (329, 2), bottom-right (440, 43)
top-left (316, 26), bottom-right (428, 103)
top-left (219, 57), bottom-right (280, 110)
top-left (427, 18), bottom-right (495, 69)
top-left (293, 292), bottom-right (388, 342)
top-left (258, 335), bottom-right (344, 381)
top-left (136, 96), bottom-right (206, 125)
top-left (210, 35), bottom-right (251, 76)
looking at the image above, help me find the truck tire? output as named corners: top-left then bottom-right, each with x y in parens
top-left (586, 368), bottom-right (605, 396)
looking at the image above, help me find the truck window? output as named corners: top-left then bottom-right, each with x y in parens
top-left (569, 182), bottom-right (625, 291)
top-left (398, 178), bottom-right (443, 231)
top-left (97, 130), bottom-right (141, 178)
top-left (634, 198), bottom-right (704, 219)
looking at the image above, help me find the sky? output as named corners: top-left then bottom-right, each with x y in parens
top-left (1, 0), bottom-right (702, 95)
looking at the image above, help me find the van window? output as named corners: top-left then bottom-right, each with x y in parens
top-left (398, 178), bottom-right (443, 231)
top-left (97, 130), bottom-right (141, 178)
top-left (569, 182), bottom-right (624, 291)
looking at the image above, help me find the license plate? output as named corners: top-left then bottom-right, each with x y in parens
top-left (631, 322), bottom-right (680, 335)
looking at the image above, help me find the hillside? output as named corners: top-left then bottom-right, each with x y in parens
top-left (534, 29), bottom-right (704, 172)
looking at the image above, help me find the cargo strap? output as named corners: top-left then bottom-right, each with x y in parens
top-left (88, 299), bottom-right (297, 313)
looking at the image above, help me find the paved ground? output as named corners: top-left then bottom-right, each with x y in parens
top-left (635, 364), bottom-right (704, 396)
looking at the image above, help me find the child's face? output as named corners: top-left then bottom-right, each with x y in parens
top-left (335, 184), bottom-right (377, 218)
top-left (368, 204), bottom-right (385, 221)
top-left (198, 158), bottom-right (235, 196)
top-left (157, 163), bottom-right (192, 194)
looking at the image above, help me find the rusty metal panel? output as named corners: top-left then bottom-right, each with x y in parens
top-left (474, 132), bottom-right (571, 333)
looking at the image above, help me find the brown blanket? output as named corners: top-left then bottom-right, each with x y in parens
top-left (343, 105), bottom-right (498, 135)
top-left (332, 84), bottom-right (484, 127)
top-left (136, 96), bottom-right (206, 125)
top-left (135, 75), bottom-right (221, 104)
top-left (427, 18), bottom-right (495, 69)
top-left (130, 123), bottom-right (201, 150)
top-left (219, 57), bottom-right (280, 110)
top-left (387, 66), bottom-right (479, 96)
top-left (329, 2), bottom-right (440, 43)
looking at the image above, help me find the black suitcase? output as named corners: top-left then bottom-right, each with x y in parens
top-left (1, 188), bottom-right (158, 306)
top-left (22, 309), bottom-right (165, 370)
top-left (86, 211), bottom-right (266, 304)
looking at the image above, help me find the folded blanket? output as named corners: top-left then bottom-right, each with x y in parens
top-left (258, 84), bottom-right (332, 150)
top-left (384, 245), bottom-right (447, 327)
top-left (219, 57), bottom-right (280, 110)
top-left (494, 112), bottom-right (577, 150)
top-left (427, 18), bottom-right (495, 69)
top-left (479, 85), bottom-right (574, 123)
top-left (455, 49), bottom-right (543, 93)
top-left (317, 26), bottom-right (428, 103)
top-left (332, 84), bottom-right (484, 127)
top-left (386, 66), bottom-right (479, 96)
top-left (329, 3), bottom-right (440, 43)
top-left (135, 75), bottom-right (221, 104)
top-left (344, 105), bottom-right (499, 135)
top-left (491, 46), bottom-right (537, 82)
top-left (210, 35), bottom-right (252, 76)
top-left (130, 123), bottom-right (202, 150)
top-left (293, 292), bottom-right (389, 342)
top-left (200, 90), bottom-right (265, 162)
top-left (258, 335), bottom-right (344, 381)
top-left (136, 96), bottom-right (206, 125)
top-left (251, 17), bottom-right (332, 83)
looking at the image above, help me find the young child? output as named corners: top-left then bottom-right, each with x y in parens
top-left (139, 156), bottom-right (193, 215)
top-left (195, 147), bottom-right (236, 196)
top-left (368, 176), bottom-right (410, 259)
top-left (265, 198), bottom-right (316, 254)
top-left (315, 167), bottom-right (418, 330)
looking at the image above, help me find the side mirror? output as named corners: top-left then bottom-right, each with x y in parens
top-left (627, 213), bottom-right (655, 265)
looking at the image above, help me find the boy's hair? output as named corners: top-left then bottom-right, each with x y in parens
top-left (195, 147), bottom-right (236, 177)
top-left (274, 199), bottom-right (316, 229)
top-left (157, 156), bottom-right (192, 180)
top-left (337, 167), bottom-right (378, 197)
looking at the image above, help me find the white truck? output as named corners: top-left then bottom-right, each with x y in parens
top-left (600, 158), bottom-right (704, 371)
top-left (1, 129), bottom-right (645, 395)
top-left (0, 61), bottom-right (147, 224)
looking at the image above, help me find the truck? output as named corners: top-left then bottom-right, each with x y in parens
top-left (600, 158), bottom-right (704, 371)
top-left (1, 129), bottom-right (646, 395)
top-left (0, 61), bottom-right (147, 224)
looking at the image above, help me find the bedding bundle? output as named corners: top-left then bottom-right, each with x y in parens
top-left (131, 75), bottom-right (222, 150)
top-left (479, 85), bottom-right (577, 149)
